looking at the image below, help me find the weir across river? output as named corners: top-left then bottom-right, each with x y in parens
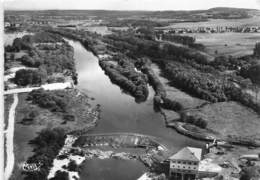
top-left (73, 133), bottom-right (170, 153)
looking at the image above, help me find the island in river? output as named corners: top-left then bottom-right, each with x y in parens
top-left (4, 31), bottom-right (204, 180)
top-left (4, 19), bottom-right (260, 180)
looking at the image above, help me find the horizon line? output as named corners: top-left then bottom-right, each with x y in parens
top-left (4, 6), bottom-right (260, 12)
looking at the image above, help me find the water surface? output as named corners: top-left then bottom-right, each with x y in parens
top-left (67, 39), bottom-right (204, 180)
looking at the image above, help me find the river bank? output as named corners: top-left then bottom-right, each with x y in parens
top-left (51, 28), bottom-right (260, 149)
top-left (3, 32), bottom-right (101, 180)
top-left (63, 32), bottom-right (205, 179)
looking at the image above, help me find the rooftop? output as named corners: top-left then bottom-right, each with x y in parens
top-left (169, 147), bottom-right (202, 162)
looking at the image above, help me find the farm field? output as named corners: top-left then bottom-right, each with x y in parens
top-left (187, 101), bottom-right (260, 139)
top-left (166, 17), bottom-right (260, 29)
top-left (189, 32), bottom-right (260, 57)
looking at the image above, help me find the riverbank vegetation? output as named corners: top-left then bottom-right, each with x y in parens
top-left (183, 101), bottom-right (260, 145)
top-left (102, 30), bottom-right (260, 113)
top-left (11, 88), bottom-right (98, 180)
top-left (47, 27), bottom-right (260, 145)
top-left (25, 89), bottom-right (99, 132)
top-left (23, 128), bottom-right (66, 180)
top-left (14, 69), bottom-right (47, 86)
top-left (47, 28), bottom-right (102, 56)
top-left (14, 89), bottom-right (99, 179)
top-left (28, 89), bottom-right (70, 113)
top-left (100, 56), bottom-right (149, 102)
top-left (5, 31), bottom-right (77, 86)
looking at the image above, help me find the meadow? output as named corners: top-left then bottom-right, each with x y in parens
top-left (189, 32), bottom-right (260, 57)
top-left (167, 17), bottom-right (260, 28)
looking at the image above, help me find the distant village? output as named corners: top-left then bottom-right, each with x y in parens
top-left (4, 15), bottom-right (102, 29)
top-left (4, 14), bottom-right (260, 34)
top-left (155, 26), bottom-right (260, 34)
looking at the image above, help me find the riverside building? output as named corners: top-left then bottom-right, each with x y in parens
top-left (169, 147), bottom-right (202, 180)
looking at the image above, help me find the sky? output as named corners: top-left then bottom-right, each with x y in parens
top-left (3, 0), bottom-right (260, 10)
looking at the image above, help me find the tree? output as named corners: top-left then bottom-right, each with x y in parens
top-left (24, 128), bottom-right (66, 180)
top-left (22, 108), bottom-right (39, 123)
top-left (253, 42), bottom-right (260, 57)
top-left (240, 166), bottom-right (260, 180)
top-left (50, 171), bottom-right (69, 180)
top-left (246, 64), bottom-right (260, 102)
top-left (12, 37), bottom-right (32, 51)
top-left (20, 55), bottom-right (40, 67)
top-left (14, 69), bottom-right (47, 86)
top-left (10, 53), bottom-right (15, 61)
top-left (67, 160), bottom-right (78, 171)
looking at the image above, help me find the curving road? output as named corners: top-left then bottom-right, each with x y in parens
top-left (4, 93), bottom-right (18, 180)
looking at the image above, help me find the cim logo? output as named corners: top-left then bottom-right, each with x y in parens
top-left (22, 162), bottom-right (43, 172)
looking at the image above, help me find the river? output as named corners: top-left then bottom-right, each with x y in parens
top-left (4, 33), bottom-right (204, 180)
top-left (67, 39), bottom-right (204, 180)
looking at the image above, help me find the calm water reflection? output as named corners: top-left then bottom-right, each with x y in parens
top-left (67, 39), bottom-right (204, 180)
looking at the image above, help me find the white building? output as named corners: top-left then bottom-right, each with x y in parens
top-left (169, 147), bottom-right (202, 180)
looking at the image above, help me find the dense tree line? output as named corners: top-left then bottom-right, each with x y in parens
top-left (211, 55), bottom-right (256, 71)
top-left (33, 32), bottom-right (64, 43)
top-left (180, 111), bottom-right (208, 129)
top-left (99, 57), bottom-right (149, 102)
top-left (135, 27), bottom-right (156, 40)
top-left (163, 61), bottom-right (260, 113)
top-left (5, 32), bottom-right (64, 52)
top-left (163, 61), bottom-right (227, 102)
top-left (27, 89), bottom-right (70, 113)
top-left (14, 69), bottom-right (47, 86)
top-left (5, 37), bottom-right (33, 52)
top-left (105, 19), bottom-right (169, 27)
top-left (104, 32), bottom-right (209, 66)
top-left (24, 128), bottom-right (66, 180)
top-left (48, 28), bottom-right (100, 56)
top-left (20, 42), bottom-right (75, 74)
top-left (160, 34), bottom-right (195, 45)
top-left (49, 28), bottom-right (260, 113)
top-left (102, 30), bottom-right (260, 113)
top-left (254, 42), bottom-right (260, 57)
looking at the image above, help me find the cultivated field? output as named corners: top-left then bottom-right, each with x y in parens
top-left (167, 17), bottom-right (260, 28)
top-left (189, 32), bottom-right (260, 57)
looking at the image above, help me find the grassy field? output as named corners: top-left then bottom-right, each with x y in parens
top-left (161, 17), bottom-right (260, 57)
top-left (10, 89), bottom-right (99, 180)
top-left (188, 101), bottom-right (260, 139)
top-left (167, 17), bottom-right (260, 28)
top-left (151, 63), bottom-right (206, 109)
top-left (189, 33), bottom-right (260, 57)
top-left (11, 93), bottom-right (44, 180)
